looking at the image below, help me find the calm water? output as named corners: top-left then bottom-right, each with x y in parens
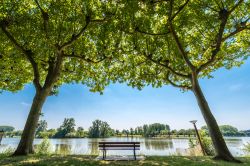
top-left (0, 137), bottom-right (249, 156)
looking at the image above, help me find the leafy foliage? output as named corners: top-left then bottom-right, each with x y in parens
top-left (199, 130), bottom-right (215, 156)
top-left (142, 123), bottom-right (170, 137)
top-left (243, 142), bottom-right (250, 156)
top-left (202, 125), bottom-right (246, 136)
top-left (35, 137), bottom-right (52, 155)
top-left (0, 126), bottom-right (14, 132)
top-left (38, 129), bottom-right (57, 138)
top-left (109, 0), bottom-right (250, 90)
top-left (0, 0), bottom-right (120, 93)
top-left (36, 120), bottom-right (48, 137)
top-left (54, 118), bottom-right (76, 138)
top-left (88, 119), bottom-right (113, 138)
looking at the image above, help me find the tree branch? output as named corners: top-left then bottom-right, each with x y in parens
top-left (142, 52), bottom-right (190, 78)
top-left (34, 0), bottom-right (49, 38)
top-left (135, 26), bottom-right (170, 36)
top-left (170, 0), bottom-right (190, 21)
top-left (166, 73), bottom-right (192, 90)
top-left (63, 53), bottom-right (107, 63)
top-left (60, 16), bottom-right (91, 50)
top-left (168, 0), bottom-right (195, 71)
top-left (0, 20), bottom-right (42, 90)
top-left (147, 0), bottom-right (169, 4)
top-left (228, 0), bottom-right (243, 14)
top-left (59, 15), bottom-right (110, 51)
top-left (197, 8), bottom-right (231, 73)
top-left (222, 22), bottom-right (250, 42)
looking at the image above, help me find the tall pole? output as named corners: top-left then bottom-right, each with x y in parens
top-left (190, 120), bottom-right (206, 156)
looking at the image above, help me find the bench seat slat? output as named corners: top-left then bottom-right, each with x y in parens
top-left (99, 142), bottom-right (140, 144)
top-left (99, 145), bottom-right (140, 147)
top-left (99, 148), bottom-right (140, 150)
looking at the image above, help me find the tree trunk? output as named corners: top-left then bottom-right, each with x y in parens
top-left (13, 89), bottom-right (50, 155)
top-left (191, 75), bottom-right (240, 162)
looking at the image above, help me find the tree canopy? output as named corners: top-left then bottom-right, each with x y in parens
top-left (0, 0), bottom-right (119, 93)
top-left (108, 0), bottom-right (250, 89)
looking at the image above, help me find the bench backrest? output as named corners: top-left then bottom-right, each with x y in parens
top-left (99, 142), bottom-right (140, 150)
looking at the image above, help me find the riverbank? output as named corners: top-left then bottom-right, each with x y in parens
top-left (0, 155), bottom-right (250, 166)
top-left (1, 137), bottom-right (250, 156)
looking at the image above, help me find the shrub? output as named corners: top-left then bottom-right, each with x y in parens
top-left (35, 137), bottom-right (52, 155)
top-left (243, 142), bottom-right (250, 156)
top-left (188, 138), bottom-right (196, 148)
top-left (0, 147), bottom-right (15, 156)
top-left (199, 130), bottom-right (215, 156)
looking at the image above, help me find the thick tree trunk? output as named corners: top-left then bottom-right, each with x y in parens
top-left (13, 89), bottom-right (50, 155)
top-left (191, 76), bottom-right (240, 162)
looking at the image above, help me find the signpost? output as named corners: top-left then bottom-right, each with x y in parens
top-left (190, 120), bottom-right (206, 156)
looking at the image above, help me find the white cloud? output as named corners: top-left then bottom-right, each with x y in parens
top-left (229, 84), bottom-right (243, 91)
top-left (21, 102), bottom-right (31, 107)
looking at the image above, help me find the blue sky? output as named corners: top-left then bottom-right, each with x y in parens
top-left (0, 60), bottom-right (250, 131)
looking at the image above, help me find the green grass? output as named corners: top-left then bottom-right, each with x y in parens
top-left (0, 155), bottom-right (250, 166)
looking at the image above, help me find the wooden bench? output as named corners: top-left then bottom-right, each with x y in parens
top-left (98, 142), bottom-right (140, 160)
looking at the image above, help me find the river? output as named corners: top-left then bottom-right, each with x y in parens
top-left (0, 137), bottom-right (249, 156)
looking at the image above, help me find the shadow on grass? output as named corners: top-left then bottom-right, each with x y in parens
top-left (0, 155), bottom-right (249, 166)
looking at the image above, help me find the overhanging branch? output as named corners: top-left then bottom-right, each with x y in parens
top-left (222, 23), bottom-right (250, 42)
top-left (142, 52), bottom-right (190, 79)
top-left (135, 27), bottom-right (170, 36)
top-left (197, 4), bottom-right (246, 73)
top-left (166, 73), bottom-right (192, 90)
top-left (60, 16), bottom-right (91, 50)
top-left (170, 0), bottom-right (190, 21)
top-left (34, 0), bottom-right (49, 38)
top-left (228, 0), bottom-right (243, 14)
top-left (63, 53), bottom-right (107, 63)
top-left (168, 0), bottom-right (195, 71)
top-left (0, 20), bottom-right (42, 90)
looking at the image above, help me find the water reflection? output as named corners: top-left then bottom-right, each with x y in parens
top-left (144, 139), bottom-right (173, 150)
top-left (55, 144), bottom-right (72, 155)
top-left (0, 137), bottom-right (249, 156)
top-left (88, 141), bottom-right (99, 155)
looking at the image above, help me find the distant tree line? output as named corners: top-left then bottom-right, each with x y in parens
top-left (0, 126), bottom-right (14, 132)
top-left (201, 125), bottom-right (248, 137)
top-left (118, 123), bottom-right (171, 137)
top-left (1, 122), bottom-right (249, 139)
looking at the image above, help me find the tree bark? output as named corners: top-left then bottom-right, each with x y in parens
top-left (191, 74), bottom-right (240, 162)
top-left (13, 88), bottom-right (50, 155)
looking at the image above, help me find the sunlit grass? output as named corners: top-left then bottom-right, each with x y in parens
top-left (0, 155), bottom-right (250, 166)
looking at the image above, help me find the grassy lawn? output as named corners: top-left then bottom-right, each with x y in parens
top-left (0, 155), bottom-right (250, 166)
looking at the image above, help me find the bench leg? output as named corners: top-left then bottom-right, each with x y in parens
top-left (134, 149), bottom-right (136, 160)
top-left (103, 150), bottom-right (105, 160)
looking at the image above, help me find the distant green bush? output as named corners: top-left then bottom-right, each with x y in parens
top-left (0, 126), bottom-right (14, 132)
